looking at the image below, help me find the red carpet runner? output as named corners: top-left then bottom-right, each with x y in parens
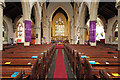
top-left (54, 45), bottom-right (67, 79)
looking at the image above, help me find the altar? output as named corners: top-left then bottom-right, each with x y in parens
top-left (51, 36), bottom-right (68, 44)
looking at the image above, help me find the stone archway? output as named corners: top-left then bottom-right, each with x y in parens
top-left (30, 3), bottom-right (41, 44)
top-left (47, 3), bottom-right (73, 21)
top-left (45, 3), bottom-right (73, 44)
top-left (79, 2), bottom-right (90, 44)
top-left (112, 20), bottom-right (118, 42)
top-left (50, 7), bottom-right (70, 44)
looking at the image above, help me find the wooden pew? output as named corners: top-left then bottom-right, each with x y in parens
top-left (83, 58), bottom-right (96, 80)
top-left (1, 58), bottom-right (39, 80)
top-left (76, 53), bottom-right (84, 80)
top-left (99, 69), bottom-right (113, 80)
top-left (1, 44), bottom-right (56, 80)
top-left (64, 44), bottom-right (120, 80)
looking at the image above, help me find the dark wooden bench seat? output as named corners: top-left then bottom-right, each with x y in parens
top-left (64, 44), bottom-right (120, 80)
top-left (1, 44), bottom-right (56, 80)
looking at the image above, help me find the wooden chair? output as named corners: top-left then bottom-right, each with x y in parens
top-left (99, 69), bottom-right (113, 80)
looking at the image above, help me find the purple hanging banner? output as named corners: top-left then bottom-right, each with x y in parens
top-left (24, 20), bottom-right (31, 42)
top-left (89, 21), bottom-right (96, 42)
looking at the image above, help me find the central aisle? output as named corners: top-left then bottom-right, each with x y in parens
top-left (53, 47), bottom-right (67, 79)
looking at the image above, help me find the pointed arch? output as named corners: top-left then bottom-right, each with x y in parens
top-left (47, 2), bottom-right (73, 21)
top-left (50, 6), bottom-right (70, 21)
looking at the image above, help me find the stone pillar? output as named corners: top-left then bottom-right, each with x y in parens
top-left (35, 4), bottom-right (42, 45)
top-left (116, 2), bottom-right (120, 51)
top-left (35, 27), bottom-right (41, 44)
top-left (71, 27), bottom-right (74, 44)
top-left (21, 1), bottom-right (31, 46)
top-left (46, 18), bottom-right (50, 44)
top-left (75, 27), bottom-right (78, 44)
top-left (79, 27), bottom-right (85, 44)
top-left (71, 20), bottom-right (74, 44)
top-left (73, 26), bottom-right (76, 44)
top-left (42, 3), bottom-right (47, 44)
top-left (69, 21), bottom-right (71, 43)
top-left (24, 19), bottom-right (31, 46)
top-left (89, 2), bottom-right (99, 46)
top-left (118, 7), bottom-right (120, 51)
top-left (0, 2), bottom-right (4, 50)
top-left (43, 27), bottom-right (47, 44)
top-left (79, 5), bottom-right (85, 45)
top-left (49, 20), bottom-right (52, 43)
top-left (89, 20), bottom-right (97, 46)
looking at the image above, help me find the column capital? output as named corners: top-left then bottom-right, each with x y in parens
top-left (39, 2), bottom-right (43, 7)
top-left (77, 2), bottom-right (81, 8)
top-left (35, 27), bottom-right (41, 29)
top-left (43, 26), bottom-right (47, 28)
top-left (80, 27), bottom-right (85, 29)
top-left (0, 1), bottom-right (5, 8)
top-left (69, 20), bottom-right (72, 23)
top-left (116, 1), bottom-right (120, 9)
top-left (73, 26), bottom-right (76, 28)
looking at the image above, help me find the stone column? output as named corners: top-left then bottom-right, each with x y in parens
top-left (89, 2), bottom-right (99, 46)
top-left (35, 4), bottom-right (42, 44)
top-left (0, 2), bottom-right (4, 50)
top-left (21, 1), bottom-right (31, 46)
top-left (69, 20), bottom-right (71, 43)
top-left (116, 2), bottom-right (120, 51)
top-left (79, 27), bottom-right (85, 44)
top-left (71, 27), bottom-right (74, 44)
top-left (71, 20), bottom-right (74, 44)
top-left (23, 19), bottom-right (31, 46)
top-left (35, 27), bottom-right (41, 44)
top-left (75, 27), bottom-right (78, 44)
top-left (43, 27), bottom-right (47, 44)
top-left (73, 26), bottom-right (76, 44)
top-left (89, 20), bottom-right (97, 46)
top-left (49, 20), bottom-right (52, 43)
top-left (79, 5), bottom-right (85, 45)
top-left (46, 18), bottom-right (50, 44)
top-left (42, 3), bottom-right (47, 44)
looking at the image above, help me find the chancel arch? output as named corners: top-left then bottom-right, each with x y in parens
top-left (51, 7), bottom-right (70, 44)
top-left (47, 2), bottom-right (73, 22)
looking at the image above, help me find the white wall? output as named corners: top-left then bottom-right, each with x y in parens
top-left (46, 2), bottom-right (73, 21)
top-left (105, 16), bottom-right (117, 44)
top-left (3, 15), bottom-right (14, 44)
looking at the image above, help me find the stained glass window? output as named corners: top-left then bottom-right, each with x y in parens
top-left (114, 23), bottom-right (118, 41)
top-left (96, 18), bottom-right (105, 41)
top-left (17, 23), bottom-right (23, 38)
top-left (86, 18), bottom-right (105, 41)
top-left (55, 18), bottom-right (65, 36)
top-left (15, 23), bottom-right (24, 43)
top-left (2, 24), bottom-right (7, 42)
